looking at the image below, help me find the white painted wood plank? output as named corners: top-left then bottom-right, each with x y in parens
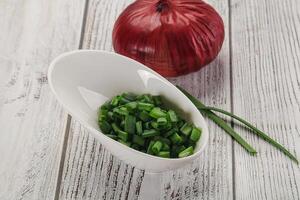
top-left (59, 0), bottom-right (233, 199)
top-left (0, 0), bottom-right (85, 199)
top-left (231, 0), bottom-right (300, 199)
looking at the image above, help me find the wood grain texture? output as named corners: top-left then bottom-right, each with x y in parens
top-left (59, 0), bottom-right (233, 199)
top-left (59, 120), bottom-right (145, 200)
top-left (58, 0), bottom-right (146, 199)
top-left (0, 0), bottom-right (85, 199)
top-left (161, 0), bottom-right (233, 198)
top-left (231, 0), bottom-right (300, 199)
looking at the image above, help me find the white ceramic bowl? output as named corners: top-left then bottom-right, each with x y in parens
top-left (48, 50), bottom-right (209, 172)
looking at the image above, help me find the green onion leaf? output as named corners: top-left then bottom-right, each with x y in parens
top-left (201, 106), bottom-right (299, 164)
top-left (177, 85), bottom-right (257, 155)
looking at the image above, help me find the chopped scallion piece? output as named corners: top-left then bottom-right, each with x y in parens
top-left (190, 127), bottom-right (202, 142)
top-left (178, 146), bottom-right (194, 158)
top-left (138, 102), bottom-right (154, 111)
top-left (149, 107), bottom-right (167, 119)
top-left (125, 115), bottom-right (136, 134)
top-left (168, 110), bottom-right (178, 122)
top-left (142, 129), bottom-right (159, 138)
top-left (180, 123), bottom-right (193, 136)
top-left (136, 121), bottom-right (143, 135)
top-left (158, 151), bottom-right (170, 158)
top-left (132, 135), bottom-right (145, 146)
top-left (151, 141), bottom-right (163, 154)
top-left (170, 133), bottom-right (183, 144)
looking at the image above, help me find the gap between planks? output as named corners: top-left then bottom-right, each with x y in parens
top-left (54, 0), bottom-right (90, 199)
top-left (227, 0), bottom-right (236, 199)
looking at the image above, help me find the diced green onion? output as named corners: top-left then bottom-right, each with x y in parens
top-left (100, 101), bottom-right (110, 110)
top-left (111, 96), bottom-right (120, 106)
top-left (110, 130), bottom-right (116, 135)
top-left (164, 127), bottom-right (178, 137)
top-left (98, 92), bottom-right (203, 159)
top-left (161, 122), bottom-right (172, 130)
top-left (113, 107), bottom-right (129, 116)
top-left (120, 120), bottom-right (125, 129)
top-left (144, 121), bottom-right (151, 129)
top-left (190, 127), bottom-right (202, 142)
top-left (137, 102), bottom-right (154, 111)
top-left (117, 130), bottom-right (129, 142)
top-left (122, 92), bottom-right (137, 101)
top-left (98, 111), bottom-right (107, 122)
top-left (113, 123), bottom-right (128, 141)
top-left (168, 110), bottom-right (178, 122)
top-left (157, 117), bottom-right (167, 126)
top-left (132, 135), bottom-right (145, 146)
top-left (180, 123), bottom-right (193, 136)
top-left (149, 107), bottom-right (167, 119)
top-left (112, 123), bottom-right (121, 132)
top-left (171, 145), bottom-right (185, 158)
top-left (170, 133), bottom-right (183, 144)
top-left (158, 151), bottom-right (170, 158)
top-left (151, 141), bottom-right (163, 154)
top-left (151, 121), bottom-right (159, 129)
top-left (153, 95), bottom-right (162, 105)
top-left (143, 94), bottom-right (154, 104)
top-left (178, 146), bottom-right (194, 158)
top-left (138, 111), bottom-right (151, 122)
top-left (119, 96), bottom-right (131, 104)
top-left (174, 145), bottom-right (186, 154)
top-left (147, 140), bottom-right (155, 154)
top-left (176, 120), bottom-right (184, 128)
top-left (153, 136), bottom-right (171, 145)
top-left (136, 121), bottom-right (143, 135)
top-left (125, 115), bottom-right (136, 134)
top-left (125, 102), bottom-right (137, 111)
top-left (107, 111), bottom-right (114, 121)
top-left (162, 143), bottom-right (170, 151)
top-left (142, 129), bottom-right (160, 138)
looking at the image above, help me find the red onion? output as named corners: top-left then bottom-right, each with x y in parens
top-left (112, 0), bottom-right (225, 77)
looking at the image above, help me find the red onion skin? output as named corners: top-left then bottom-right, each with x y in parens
top-left (113, 0), bottom-right (225, 77)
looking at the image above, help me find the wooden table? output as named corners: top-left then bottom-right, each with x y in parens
top-left (1, 0), bottom-right (299, 199)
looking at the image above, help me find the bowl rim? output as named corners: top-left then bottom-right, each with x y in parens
top-left (48, 49), bottom-right (209, 164)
